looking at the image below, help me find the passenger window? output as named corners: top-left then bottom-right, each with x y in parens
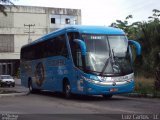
top-left (54, 34), bottom-right (68, 57)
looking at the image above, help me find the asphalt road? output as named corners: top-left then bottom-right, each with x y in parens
top-left (0, 90), bottom-right (160, 120)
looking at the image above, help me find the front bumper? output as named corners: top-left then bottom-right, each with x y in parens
top-left (84, 80), bottom-right (135, 95)
top-left (0, 81), bottom-right (15, 86)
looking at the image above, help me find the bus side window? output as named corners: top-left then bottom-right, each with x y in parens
top-left (54, 34), bottom-right (68, 57)
top-left (67, 32), bottom-right (82, 68)
top-left (40, 34), bottom-right (68, 58)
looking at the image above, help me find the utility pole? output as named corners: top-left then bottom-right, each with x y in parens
top-left (24, 24), bottom-right (35, 43)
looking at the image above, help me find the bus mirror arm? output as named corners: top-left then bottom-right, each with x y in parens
top-left (128, 40), bottom-right (141, 56)
top-left (73, 39), bottom-right (87, 56)
top-left (73, 39), bottom-right (87, 71)
top-left (129, 40), bottom-right (142, 64)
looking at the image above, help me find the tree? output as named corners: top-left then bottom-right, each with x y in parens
top-left (111, 15), bottom-right (141, 39)
top-left (0, 0), bottom-right (15, 16)
top-left (138, 10), bottom-right (160, 77)
top-left (148, 9), bottom-right (160, 22)
top-left (111, 9), bottom-right (160, 77)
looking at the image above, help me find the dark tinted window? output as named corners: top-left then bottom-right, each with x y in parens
top-left (21, 34), bottom-right (68, 61)
top-left (51, 18), bottom-right (55, 24)
top-left (54, 35), bottom-right (68, 57)
top-left (65, 18), bottom-right (70, 24)
top-left (67, 32), bottom-right (81, 67)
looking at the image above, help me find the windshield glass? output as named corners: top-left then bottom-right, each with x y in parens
top-left (82, 34), bottom-right (110, 73)
top-left (82, 34), bottom-right (133, 76)
top-left (108, 36), bottom-right (128, 57)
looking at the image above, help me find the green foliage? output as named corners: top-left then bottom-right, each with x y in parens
top-left (0, 0), bottom-right (15, 16)
top-left (111, 9), bottom-right (160, 77)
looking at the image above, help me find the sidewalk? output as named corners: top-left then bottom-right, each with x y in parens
top-left (0, 79), bottom-right (29, 97)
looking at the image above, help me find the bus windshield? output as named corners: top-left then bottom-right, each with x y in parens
top-left (82, 34), bottom-right (133, 76)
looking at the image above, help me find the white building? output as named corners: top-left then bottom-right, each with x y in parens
top-left (0, 5), bottom-right (81, 76)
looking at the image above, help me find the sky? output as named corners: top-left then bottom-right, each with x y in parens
top-left (13, 0), bottom-right (160, 26)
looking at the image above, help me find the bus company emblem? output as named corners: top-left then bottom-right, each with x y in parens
top-left (35, 62), bottom-right (45, 87)
top-left (112, 81), bottom-right (116, 86)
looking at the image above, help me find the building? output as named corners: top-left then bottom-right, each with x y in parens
top-left (0, 5), bottom-right (81, 76)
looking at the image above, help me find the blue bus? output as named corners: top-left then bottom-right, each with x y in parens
top-left (20, 25), bottom-right (141, 98)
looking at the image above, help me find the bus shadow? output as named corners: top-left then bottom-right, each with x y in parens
top-left (30, 90), bottom-right (129, 101)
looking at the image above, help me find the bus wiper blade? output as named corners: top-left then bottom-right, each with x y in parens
top-left (86, 69), bottom-right (101, 75)
top-left (99, 57), bottom-right (111, 76)
top-left (111, 49), bottom-right (123, 74)
top-left (111, 49), bottom-right (115, 63)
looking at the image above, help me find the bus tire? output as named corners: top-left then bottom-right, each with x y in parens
top-left (63, 80), bottom-right (72, 99)
top-left (102, 94), bottom-right (113, 99)
top-left (28, 79), bottom-right (37, 93)
top-left (28, 79), bottom-right (33, 93)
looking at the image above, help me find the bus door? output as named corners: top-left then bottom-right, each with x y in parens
top-left (67, 32), bottom-right (84, 93)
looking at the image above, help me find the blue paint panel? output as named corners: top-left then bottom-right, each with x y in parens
top-left (72, 25), bottom-right (125, 35)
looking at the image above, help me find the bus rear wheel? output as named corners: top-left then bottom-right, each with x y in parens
top-left (64, 81), bottom-right (72, 99)
top-left (28, 80), bottom-right (38, 93)
top-left (28, 80), bottom-right (33, 93)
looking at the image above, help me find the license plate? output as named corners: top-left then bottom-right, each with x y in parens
top-left (110, 88), bottom-right (118, 92)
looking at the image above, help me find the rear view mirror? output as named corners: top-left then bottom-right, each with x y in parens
top-left (128, 40), bottom-right (142, 64)
top-left (128, 40), bottom-right (141, 56)
top-left (73, 39), bottom-right (86, 56)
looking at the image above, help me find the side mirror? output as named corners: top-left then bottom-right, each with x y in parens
top-left (128, 40), bottom-right (142, 64)
top-left (73, 39), bottom-right (86, 56)
top-left (128, 40), bottom-right (141, 56)
top-left (73, 39), bottom-right (87, 71)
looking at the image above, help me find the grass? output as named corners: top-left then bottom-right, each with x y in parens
top-left (134, 76), bottom-right (160, 97)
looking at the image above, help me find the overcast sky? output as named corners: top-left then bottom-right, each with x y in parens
top-left (13, 0), bottom-right (160, 26)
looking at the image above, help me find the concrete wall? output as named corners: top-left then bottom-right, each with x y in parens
top-left (0, 5), bottom-right (81, 60)
top-left (14, 13), bottom-right (47, 28)
top-left (0, 13), bottom-right (14, 27)
top-left (0, 5), bottom-right (81, 75)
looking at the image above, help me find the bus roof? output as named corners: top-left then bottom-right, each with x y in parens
top-left (68, 25), bottom-right (125, 35)
top-left (22, 25), bottom-right (125, 48)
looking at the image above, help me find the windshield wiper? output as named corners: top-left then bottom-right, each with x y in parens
top-left (99, 47), bottom-right (115, 76)
top-left (111, 49), bottom-right (115, 63)
top-left (99, 56), bottom-right (111, 76)
top-left (85, 69), bottom-right (102, 75)
top-left (111, 49), bottom-right (125, 74)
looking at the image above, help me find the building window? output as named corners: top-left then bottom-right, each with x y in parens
top-left (0, 35), bottom-right (14, 52)
top-left (51, 18), bottom-right (56, 24)
top-left (65, 18), bottom-right (70, 24)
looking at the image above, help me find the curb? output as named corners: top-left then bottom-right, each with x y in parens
top-left (121, 93), bottom-right (160, 98)
top-left (0, 92), bottom-right (29, 98)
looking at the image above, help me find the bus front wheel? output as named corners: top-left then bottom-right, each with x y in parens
top-left (64, 81), bottom-right (72, 99)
